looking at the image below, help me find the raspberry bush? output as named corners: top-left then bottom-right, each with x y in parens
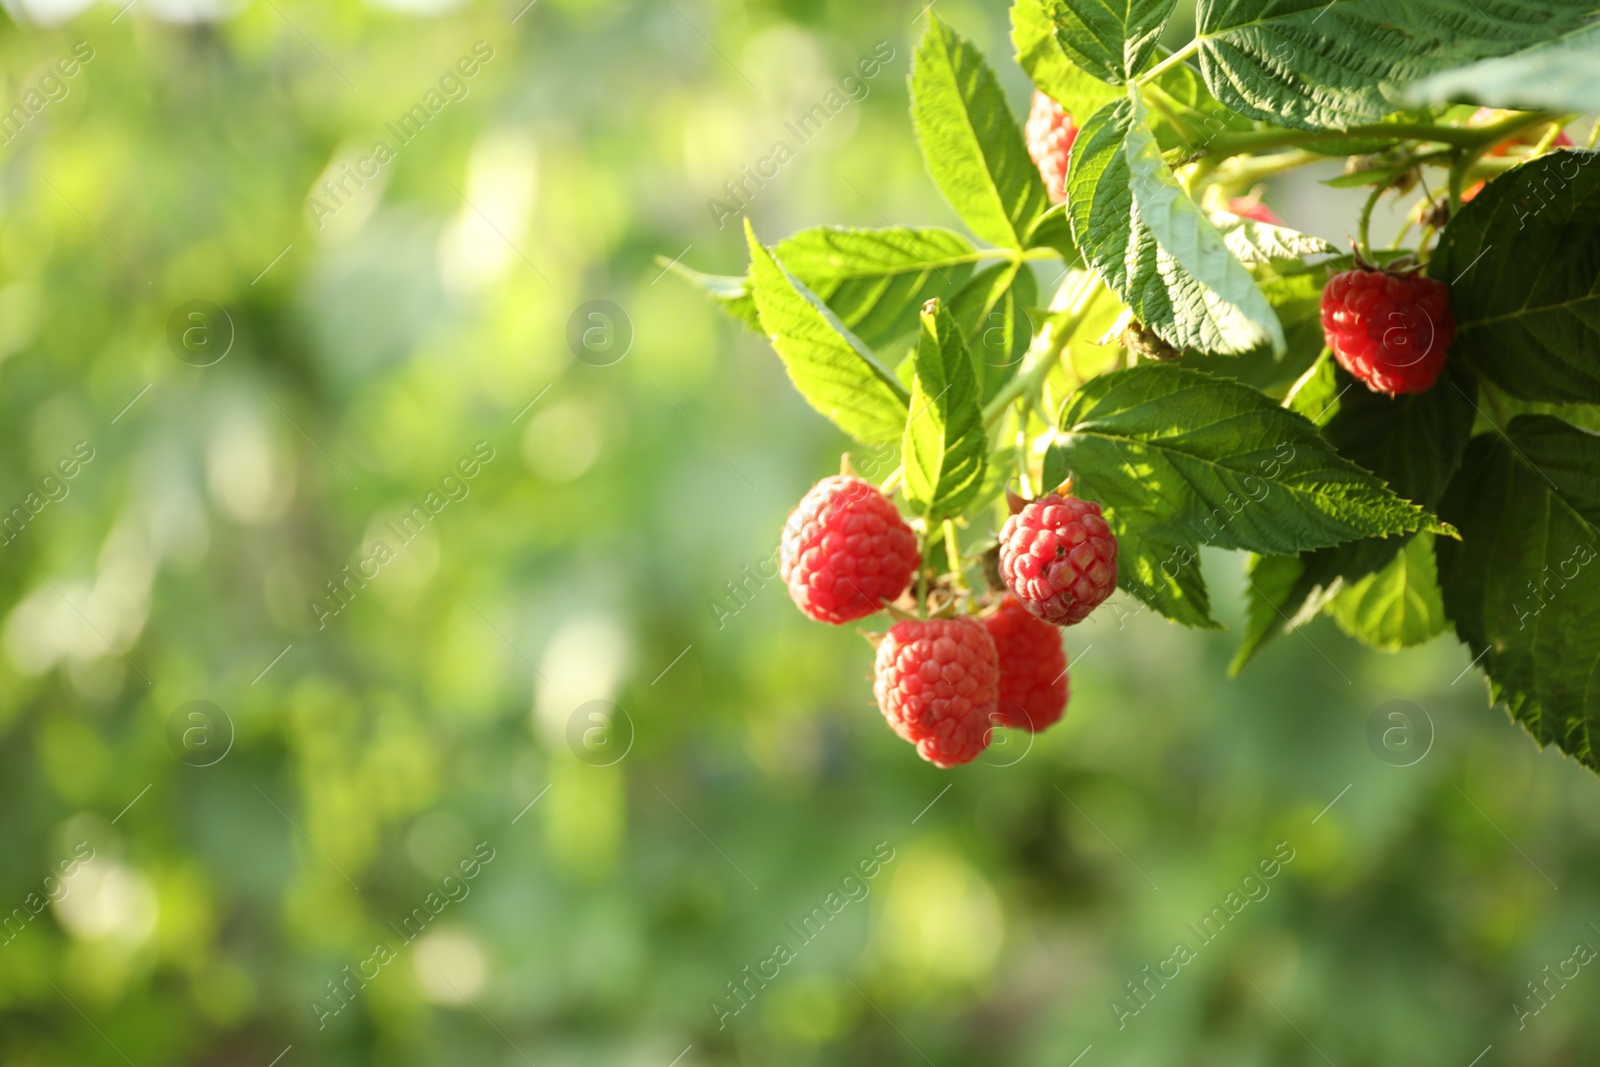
top-left (672, 1), bottom-right (1600, 774)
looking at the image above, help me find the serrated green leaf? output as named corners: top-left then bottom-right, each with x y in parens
top-left (771, 227), bottom-right (979, 348)
top-left (1068, 92), bottom-right (1285, 357)
top-left (1176, 264), bottom-right (1328, 394)
top-left (1143, 58), bottom-right (1254, 154)
top-left (1209, 211), bottom-right (1336, 265)
top-left (1044, 363), bottom-right (1441, 562)
top-left (660, 259), bottom-right (761, 330)
top-left (1117, 525), bottom-right (1224, 629)
top-left (1023, 203), bottom-right (1082, 263)
top-left (1234, 354), bottom-right (1476, 668)
top-left (902, 299), bottom-right (987, 520)
top-left (1404, 22), bottom-right (1600, 114)
top-left (1313, 359), bottom-right (1479, 510)
top-left (1045, 0), bottom-right (1179, 84)
top-left (745, 221), bottom-right (910, 444)
top-left (1231, 552), bottom-right (1326, 674)
top-left (1195, 0), bottom-right (1598, 131)
top-left (1327, 532), bottom-right (1447, 649)
top-left (1011, 0), bottom-right (1122, 118)
top-left (1429, 151), bottom-right (1600, 404)
top-left (948, 261), bottom-right (1038, 404)
top-left (913, 15), bottom-right (1051, 249)
top-left (1437, 415), bottom-right (1600, 771)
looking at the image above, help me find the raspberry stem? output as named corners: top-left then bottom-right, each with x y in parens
top-left (982, 270), bottom-right (1100, 427)
top-left (943, 519), bottom-right (968, 593)
top-left (1136, 40), bottom-right (1200, 85)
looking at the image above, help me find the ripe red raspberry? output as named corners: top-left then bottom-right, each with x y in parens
top-left (983, 596), bottom-right (1068, 731)
top-left (780, 476), bottom-right (918, 625)
top-left (1025, 91), bottom-right (1077, 204)
top-left (1226, 197), bottom-right (1283, 226)
top-left (873, 617), bottom-right (998, 767)
top-left (999, 493), bottom-right (1118, 626)
top-left (1320, 268), bottom-right (1454, 395)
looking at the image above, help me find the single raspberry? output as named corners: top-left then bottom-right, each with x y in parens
top-left (1226, 196), bottom-right (1283, 226)
top-left (983, 596), bottom-right (1068, 731)
top-left (873, 617), bottom-right (998, 767)
top-left (998, 493), bottom-right (1118, 626)
top-left (780, 476), bottom-right (918, 625)
top-left (1320, 268), bottom-right (1454, 395)
top-left (1025, 91), bottom-right (1077, 204)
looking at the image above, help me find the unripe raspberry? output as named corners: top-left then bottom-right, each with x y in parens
top-left (1320, 268), bottom-right (1454, 396)
top-left (1226, 196), bottom-right (1283, 225)
top-left (1025, 91), bottom-right (1077, 204)
top-left (998, 493), bottom-right (1118, 626)
top-left (873, 617), bottom-right (998, 767)
top-left (983, 596), bottom-right (1069, 731)
top-left (780, 476), bottom-right (918, 625)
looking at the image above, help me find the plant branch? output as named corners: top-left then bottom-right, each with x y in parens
top-left (1206, 112), bottom-right (1566, 166)
top-left (1137, 40), bottom-right (1199, 85)
top-left (982, 272), bottom-right (1099, 427)
top-left (1357, 181), bottom-right (1386, 258)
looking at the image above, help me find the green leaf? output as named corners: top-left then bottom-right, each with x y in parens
top-left (1011, 0), bottom-right (1122, 118)
top-left (948, 261), bottom-right (1037, 404)
top-left (771, 227), bottom-right (979, 348)
top-left (1404, 22), bottom-right (1600, 114)
top-left (1143, 59), bottom-right (1254, 153)
top-left (1176, 264), bottom-right (1328, 395)
top-left (1327, 532), bottom-right (1448, 649)
top-left (745, 221), bottom-right (910, 444)
top-left (1068, 92), bottom-right (1285, 357)
top-left (659, 259), bottom-right (761, 330)
top-left (902, 298), bottom-right (988, 520)
top-left (1043, 364), bottom-right (1443, 631)
top-left (1044, 0), bottom-right (1179, 84)
top-left (913, 15), bottom-right (1051, 249)
top-left (1209, 211), bottom-right (1336, 266)
top-left (1023, 203), bottom-right (1082, 263)
top-left (1046, 362), bottom-right (1445, 551)
top-left (1429, 151), bottom-right (1600, 404)
top-left (1233, 354), bottom-right (1476, 669)
top-left (1231, 552), bottom-right (1329, 674)
top-left (1195, 0), bottom-right (1598, 131)
top-left (1437, 416), bottom-right (1600, 771)
top-left (1311, 358), bottom-right (1479, 511)
top-left (1117, 525), bottom-right (1224, 629)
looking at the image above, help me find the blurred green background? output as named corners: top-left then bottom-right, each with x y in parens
top-left (0, 0), bottom-right (1596, 1064)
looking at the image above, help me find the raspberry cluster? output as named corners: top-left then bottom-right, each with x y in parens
top-left (779, 473), bottom-right (1115, 768)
